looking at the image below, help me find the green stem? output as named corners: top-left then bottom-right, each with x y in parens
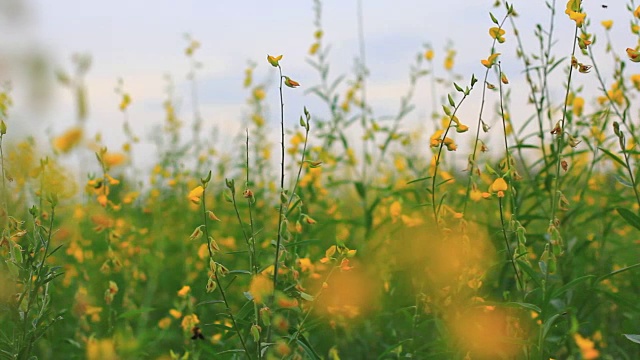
top-left (201, 181), bottom-right (251, 359)
top-left (273, 65), bottom-right (286, 291)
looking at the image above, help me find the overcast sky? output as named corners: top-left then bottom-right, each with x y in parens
top-left (0, 0), bottom-right (634, 171)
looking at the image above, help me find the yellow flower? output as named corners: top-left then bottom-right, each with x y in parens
top-left (252, 87), bottom-right (266, 101)
top-left (177, 285), bottom-right (191, 298)
top-left (601, 20), bottom-right (613, 30)
top-left (565, 0), bottom-right (581, 15)
top-left (290, 131), bottom-right (305, 148)
top-left (627, 48), bottom-right (640, 62)
top-left (97, 194), bottom-right (108, 207)
top-left (297, 258), bottom-right (314, 272)
top-left (456, 123), bottom-right (469, 133)
top-left (430, 129), bottom-right (444, 147)
top-left (568, 11), bottom-right (586, 28)
top-left (103, 152), bottom-right (127, 168)
top-left (489, 27), bottom-right (506, 43)
top-left (86, 338), bottom-right (117, 360)
top-left (470, 189), bottom-right (483, 202)
top-left (635, 5), bottom-right (640, 18)
top-left (572, 96), bottom-right (584, 116)
top-left (481, 53), bottom-right (501, 68)
top-left (158, 317), bottom-right (172, 330)
top-left (252, 114), bottom-right (265, 126)
top-left (490, 177), bottom-right (508, 192)
top-left (443, 137), bottom-right (457, 151)
top-left (389, 200), bottom-right (402, 222)
top-left (574, 333), bottom-right (600, 360)
top-left (284, 76), bottom-right (300, 88)
top-left (424, 49), bottom-right (434, 61)
top-left (309, 43), bottom-right (320, 55)
top-left (267, 54), bottom-right (282, 67)
top-left (181, 314), bottom-right (200, 332)
top-left (631, 74), bottom-right (640, 90)
top-left (53, 127), bottom-right (83, 153)
top-left (169, 309), bottom-right (182, 319)
top-left (249, 275), bottom-right (273, 304)
top-left (444, 50), bottom-right (456, 70)
top-left (119, 93), bottom-right (131, 111)
top-left (188, 186), bottom-right (204, 204)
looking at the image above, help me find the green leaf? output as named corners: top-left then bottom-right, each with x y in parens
top-left (407, 176), bottom-right (432, 185)
top-left (489, 12), bottom-right (499, 24)
top-left (596, 262), bottom-right (640, 283)
top-left (448, 93), bottom-right (455, 107)
top-left (228, 270), bottom-right (252, 275)
top-left (613, 175), bottom-right (633, 188)
top-left (483, 301), bottom-right (541, 314)
top-left (196, 300), bottom-right (225, 307)
top-left (598, 147), bottom-right (626, 167)
top-left (376, 340), bottom-right (411, 359)
top-left (542, 313), bottom-right (564, 340)
top-left (294, 334), bottom-right (322, 360)
top-left (614, 174), bottom-right (634, 188)
top-left (484, 163), bottom-right (498, 176)
top-left (5, 260), bottom-right (19, 277)
top-left (623, 334), bottom-right (640, 345)
top-left (354, 181), bottom-right (366, 199)
top-left (616, 207), bottom-right (640, 231)
top-left (118, 307), bottom-right (156, 319)
top-left (299, 292), bottom-right (314, 301)
top-left (551, 275), bottom-right (594, 298)
top-left (516, 259), bottom-right (541, 288)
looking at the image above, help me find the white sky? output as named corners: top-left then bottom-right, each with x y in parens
top-left (0, 0), bottom-right (635, 172)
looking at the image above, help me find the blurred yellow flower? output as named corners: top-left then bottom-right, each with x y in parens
top-left (253, 87), bottom-right (266, 101)
top-left (574, 333), bottom-right (600, 359)
top-left (389, 200), bottom-right (402, 222)
top-left (86, 338), bottom-right (118, 360)
top-left (631, 74), bottom-right (640, 90)
top-left (424, 49), bottom-right (434, 61)
top-left (601, 20), bottom-right (613, 30)
top-left (53, 127), bottom-right (83, 153)
top-left (444, 50), bottom-right (455, 70)
top-left (572, 96), bottom-right (584, 116)
top-left (249, 275), bottom-right (273, 304)
top-left (177, 285), bottom-right (191, 298)
top-left (181, 314), bottom-right (200, 332)
top-left (119, 93), bottom-right (131, 111)
top-left (103, 152), bottom-right (127, 168)
top-left (97, 194), bottom-right (108, 207)
top-left (158, 317), bottom-right (172, 330)
top-left (309, 42), bottom-right (320, 55)
top-left (169, 309), bottom-right (182, 319)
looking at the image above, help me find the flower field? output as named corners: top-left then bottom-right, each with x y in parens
top-left (3, 0), bottom-right (640, 359)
